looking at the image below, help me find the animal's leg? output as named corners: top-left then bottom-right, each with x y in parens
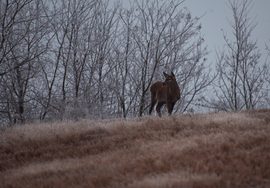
top-left (149, 100), bottom-right (157, 115)
top-left (149, 92), bottom-right (157, 115)
top-left (156, 102), bottom-right (164, 117)
top-left (166, 101), bottom-right (172, 115)
top-left (170, 102), bottom-right (176, 115)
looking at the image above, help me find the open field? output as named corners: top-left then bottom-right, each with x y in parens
top-left (1, 110), bottom-right (270, 188)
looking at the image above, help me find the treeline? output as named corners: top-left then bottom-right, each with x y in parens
top-left (0, 0), bottom-right (269, 125)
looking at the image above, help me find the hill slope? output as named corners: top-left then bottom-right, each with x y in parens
top-left (1, 110), bottom-right (270, 187)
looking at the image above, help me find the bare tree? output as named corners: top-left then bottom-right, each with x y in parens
top-left (0, 0), bottom-right (51, 124)
top-left (37, 0), bottom-right (120, 120)
top-left (37, 0), bottom-right (101, 121)
top-left (0, 0), bottom-right (216, 123)
top-left (117, 0), bottom-right (212, 116)
top-left (264, 40), bottom-right (270, 107)
top-left (87, 0), bottom-right (120, 119)
top-left (0, 0), bottom-right (33, 76)
top-left (207, 0), bottom-right (268, 111)
top-left (107, 5), bottom-right (141, 118)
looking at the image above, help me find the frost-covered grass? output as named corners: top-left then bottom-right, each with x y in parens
top-left (1, 110), bottom-right (270, 187)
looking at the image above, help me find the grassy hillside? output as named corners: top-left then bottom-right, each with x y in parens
top-left (1, 110), bottom-right (270, 188)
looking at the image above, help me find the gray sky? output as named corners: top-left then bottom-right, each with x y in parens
top-left (120, 0), bottom-right (270, 64)
top-left (182, 0), bottom-right (270, 63)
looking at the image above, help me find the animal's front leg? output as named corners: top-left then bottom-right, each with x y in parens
top-left (156, 102), bottom-right (164, 117)
top-left (170, 102), bottom-right (175, 114)
top-left (166, 101), bottom-right (172, 115)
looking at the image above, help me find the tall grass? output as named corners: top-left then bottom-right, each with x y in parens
top-left (1, 110), bottom-right (270, 187)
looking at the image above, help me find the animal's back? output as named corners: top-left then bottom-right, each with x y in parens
top-left (150, 82), bottom-right (168, 102)
top-left (150, 82), bottom-right (163, 93)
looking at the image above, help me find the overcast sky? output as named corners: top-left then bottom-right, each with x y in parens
top-left (120, 0), bottom-right (270, 64)
top-left (181, 0), bottom-right (270, 63)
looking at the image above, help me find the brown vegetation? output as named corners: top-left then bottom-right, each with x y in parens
top-left (1, 110), bottom-right (270, 188)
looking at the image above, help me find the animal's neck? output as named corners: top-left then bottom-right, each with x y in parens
top-left (169, 81), bottom-right (180, 99)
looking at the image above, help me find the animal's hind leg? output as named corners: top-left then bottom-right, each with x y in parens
top-left (149, 99), bottom-right (157, 115)
top-left (156, 102), bottom-right (165, 117)
top-left (149, 91), bottom-right (157, 115)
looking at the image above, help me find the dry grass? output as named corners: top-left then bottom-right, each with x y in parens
top-left (1, 109), bottom-right (270, 188)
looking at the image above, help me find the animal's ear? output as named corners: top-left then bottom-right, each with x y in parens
top-left (171, 72), bottom-right (175, 78)
top-left (163, 72), bottom-right (170, 78)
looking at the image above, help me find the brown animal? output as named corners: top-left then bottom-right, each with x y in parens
top-left (149, 72), bottom-right (180, 117)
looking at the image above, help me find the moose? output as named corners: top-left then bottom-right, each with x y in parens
top-left (149, 72), bottom-right (180, 117)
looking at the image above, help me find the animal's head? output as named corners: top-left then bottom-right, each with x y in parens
top-left (162, 72), bottom-right (176, 86)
